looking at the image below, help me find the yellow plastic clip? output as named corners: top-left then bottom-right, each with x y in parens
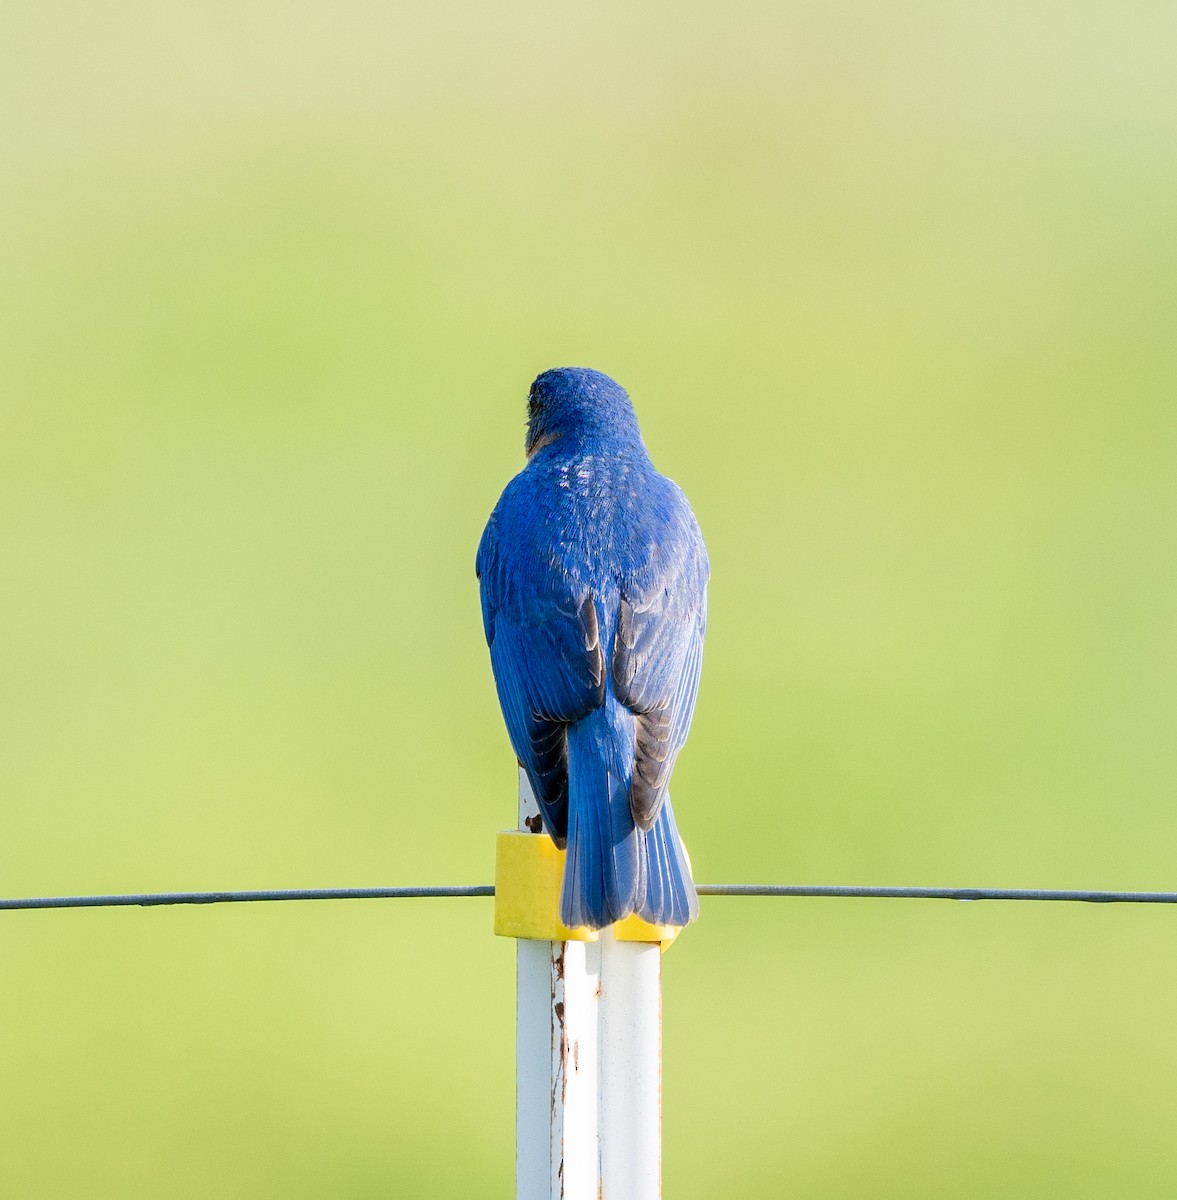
top-left (494, 830), bottom-right (681, 950)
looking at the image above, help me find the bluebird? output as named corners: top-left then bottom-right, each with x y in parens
top-left (477, 367), bottom-right (708, 929)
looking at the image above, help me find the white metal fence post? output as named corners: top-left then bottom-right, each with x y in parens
top-left (515, 769), bottom-right (662, 1200)
top-left (599, 929), bottom-right (661, 1197)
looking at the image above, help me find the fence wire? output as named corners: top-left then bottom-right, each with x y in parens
top-left (4, 883), bottom-right (1177, 912)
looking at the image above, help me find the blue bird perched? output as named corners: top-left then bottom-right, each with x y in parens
top-left (477, 367), bottom-right (708, 930)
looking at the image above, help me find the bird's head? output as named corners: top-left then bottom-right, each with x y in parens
top-left (525, 367), bottom-right (644, 458)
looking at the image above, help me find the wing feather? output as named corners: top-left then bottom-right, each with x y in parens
top-left (613, 489), bottom-right (708, 829)
top-left (477, 515), bottom-right (605, 842)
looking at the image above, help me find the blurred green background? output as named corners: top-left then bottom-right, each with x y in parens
top-left (3, 1), bottom-right (1176, 1196)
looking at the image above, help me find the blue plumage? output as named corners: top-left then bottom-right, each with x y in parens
top-left (477, 367), bottom-right (708, 929)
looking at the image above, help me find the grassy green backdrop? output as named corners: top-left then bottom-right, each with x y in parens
top-left (3, 2), bottom-right (1176, 1196)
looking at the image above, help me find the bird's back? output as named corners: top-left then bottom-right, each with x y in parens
top-left (486, 445), bottom-right (705, 613)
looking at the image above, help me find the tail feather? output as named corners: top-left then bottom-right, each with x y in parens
top-left (562, 720), bottom-right (641, 928)
top-left (638, 795), bottom-right (699, 928)
top-left (561, 704), bottom-right (697, 930)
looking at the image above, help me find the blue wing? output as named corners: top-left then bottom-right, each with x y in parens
top-left (612, 480), bottom-right (709, 829)
top-left (476, 514), bottom-right (604, 843)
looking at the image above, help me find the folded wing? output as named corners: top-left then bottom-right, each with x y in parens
top-left (613, 495), bottom-right (709, 829)
top-left (477, 520), bottom-right (604, 843)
